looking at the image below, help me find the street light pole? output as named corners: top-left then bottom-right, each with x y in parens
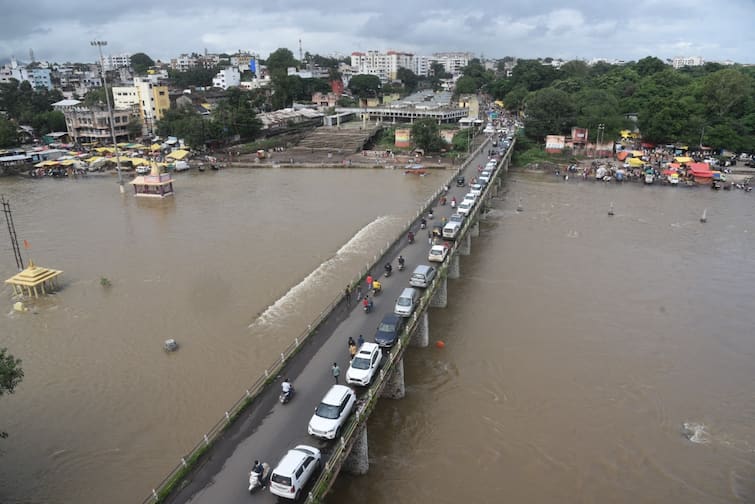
top-left (91, 40), bottom-right (124, 194)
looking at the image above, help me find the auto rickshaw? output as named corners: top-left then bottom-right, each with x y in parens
top-left (432, 224), bottom-right (443, 239)
top-left (456, 175), bottom-right (465, 187)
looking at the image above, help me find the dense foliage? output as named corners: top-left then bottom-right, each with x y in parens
top-left (130, 53), bottom-right (155, 74)
top-left (488, 58), bottom-right (755, 151)
top-left (1, 347), bottom-right (23, 438)
top-left (0, 79), bottom-right (66, 146)
top-left (156, 88), bottom-right (261, 148)
top-left (167, 66), bottom-right (220, 88)
top-left (411, 118), bottom-right (447, 152)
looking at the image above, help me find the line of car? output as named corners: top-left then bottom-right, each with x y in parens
top-left (267, 154), bottom-right (502, 501)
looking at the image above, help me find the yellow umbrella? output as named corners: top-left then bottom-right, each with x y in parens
top-left (628, 158), bottom-right (644, 167)
top-left (167, 149), bottom-right (190, 160)
top-left (631, 150), bottom-right (644, 157)
top-left (150, 143), bottom-right (162, 151)
top-left (674, 156), bottom-right (692, 163)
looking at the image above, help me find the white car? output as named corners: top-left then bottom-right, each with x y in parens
top-left (457, 200), bottom-right (474, 216)
top-left (449, 213), bottom-right (464, 224)
top-left (470, 183), bottom-right (483, 196)
top-left (346, 342), bottom-right (383, 386)
top-left (428, 243), bottom-right (450, 263)
top-left (269, 445), bottom-right (321, 500)
top-left (463, 192), bottom-right (477, 204)
top-left (308, 384), bottom-right (356, 439)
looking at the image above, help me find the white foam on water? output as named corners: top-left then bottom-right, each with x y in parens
top-left (250, 215), bottom-right (400, 328)
top-left (682, 422), bottom-right (710, 444)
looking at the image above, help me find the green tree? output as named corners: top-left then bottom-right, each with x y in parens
top-left (454, 76), bottom-right (478, 95)
top-left (127, 117), bottom-right (143, 139)
top-left (213, 88), bottom-right (262, 141)
top-left (410, 118), bottom-right (447, 152)
top-left (348, 74), bottom-right (381, 99)
top-left (523, 88), bottom-right (576, 141)
top-left (83, 86), bottom-right (113, 107)
top-left (1, 347), bottom-right (24, 438)
top-left (503, 86), bottom-right (528, 113)
top-left (30, 110), bottom-right (65, 135)
top-left (451, 129), bottom-right (470, 152)
top-left (168, 67), bottom-right (219, 88)
top-left (396, 67), bottom-right (419, 93)
top-left (0, 117), bottom-right (18, 147)
top-left (156, 105), bottom-right (213, 148)
top-left (130, 53), bottom-right (155, 74)
top-left (265, 48), bottom-right (298, 80)
top-left (701, 68), bottom-right (752, 119)
top-left (633, 56), bottom-right (667, 77)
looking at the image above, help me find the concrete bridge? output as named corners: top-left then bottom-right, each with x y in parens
top-left (147, 136), bottom-right (514, 504)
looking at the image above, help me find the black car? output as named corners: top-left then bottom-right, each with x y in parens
top-left (456, 176), bottom-right (465, 187)
top-left (374, 313), bottom-right (406, 347)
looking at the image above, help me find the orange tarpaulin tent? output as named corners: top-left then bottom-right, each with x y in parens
top-left (617, 151), bottom-right (629, 161)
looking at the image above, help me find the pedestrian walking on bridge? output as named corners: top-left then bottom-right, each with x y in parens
top-left (332, 362), bottom-right (341, 384)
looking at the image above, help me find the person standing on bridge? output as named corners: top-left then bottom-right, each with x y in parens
top-left (332, 362), bottom-right (341, 384)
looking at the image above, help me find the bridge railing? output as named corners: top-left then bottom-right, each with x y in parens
top-left (141, 131), bottom-right (492, 504)
top-left (305, 137), bottom-right (515, 503)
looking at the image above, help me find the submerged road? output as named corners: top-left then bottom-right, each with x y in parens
top-left (166, 142), bottom-right (497, 504)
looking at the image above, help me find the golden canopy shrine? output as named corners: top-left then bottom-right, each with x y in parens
top-left (5, 260), bottom-right (63, 298)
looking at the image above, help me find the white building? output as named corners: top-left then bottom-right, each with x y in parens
top-left (351, 50), bottom-right (415, 82)
top-left (171, 54), bottom-right (198, 72)
top-left (672, 56), bottom-right (704, 69)
top-left (212, 67), bottom-right (241, 90)
top-left (413, 55), bottom-right (430, 77)
top-left (104, 53), bottom-right (132, 71)
top-left (431, 52), bottom-right (474, 75)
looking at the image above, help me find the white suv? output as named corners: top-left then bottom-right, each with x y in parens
top-left (346, 342), bottom-right (383, 386)
top-left (308, 384), bottom-right (357, 439)
top-left (269, 445), bottom-right (322, 500)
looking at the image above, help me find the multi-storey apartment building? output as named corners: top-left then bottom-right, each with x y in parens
top-left (61, 105), bottom-right (133, 144)
top-left (112, 77), bottom-right (170, 134)
top-left (351, 50), bottom-right (415, 81)
top-left (430, 52), bottom-right (474, 75)
top-left (672, 56), bottom-right (704, 69)
top-left (212, 67), bottom-right (240, 90)
top-left (103, 53), bottom-right (132, 71)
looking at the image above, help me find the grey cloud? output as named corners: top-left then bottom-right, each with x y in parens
top-left (1, 0), bottom-right (754, 63)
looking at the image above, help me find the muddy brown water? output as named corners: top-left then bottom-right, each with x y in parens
top-left (0, 168), bottom-right (441, 504)
top-left (2, 169), bottom-right (755, 503)
top-left (329, 172), bottom-right (755, 504)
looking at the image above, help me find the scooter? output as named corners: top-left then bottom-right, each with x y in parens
top-left (248, 462), bottom-right (270, 492)
top-left (279, 385), bottom-right (295, 404)
top-left (363, 299), bottom-right (373, 313)
top-left (408, 233), bottom-right (415, 244)
top-left (398, 262), bottom-right (405, 272)
top-left (384, 266), bottom-right (392, 278)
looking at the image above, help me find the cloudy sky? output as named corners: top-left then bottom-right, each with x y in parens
top-left (2, 0), bottom-right (754, 65)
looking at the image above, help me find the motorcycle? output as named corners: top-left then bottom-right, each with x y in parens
top-left (420, 219), bottom-right (427, 230)
top-left (248, 462), bottom-right (270, 492)
top-left (451, 198), bottom-right (457, 209)
top-left (384, 266), bottom-right (392, 278)
top-left (279, 385), bottom-right (295, 404)
top-left (363, 299), bottom-right (373, 313)
top-left (398, 262), bottom-right (405, 272)
top-left (408, 232), bottom-right (415, 244)
top-left (440, 196), bottom-right (447, 206)
top-left (428, 210), bottom-right (434, 219)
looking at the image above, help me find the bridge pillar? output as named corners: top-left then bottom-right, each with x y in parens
top-left (381, 358), bottom-right (405, 399)
top-left (343, 425), bottom-right (369, 475)
top-left (471, 221), bottom-right (480, 237)
top-left (410, 311), bottom-right (429, 347)
top-left (459, 234), bottom-right (471, 255)
top-left (430, 276), bottom-right (447, 308)
top-left (448, 255), bottom-right (460, 279)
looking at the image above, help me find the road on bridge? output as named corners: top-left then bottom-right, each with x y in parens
top-left (167, 142), bottom-right (498, 504)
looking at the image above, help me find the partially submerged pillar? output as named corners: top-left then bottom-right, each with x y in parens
top-left (459, 234), bottom-right (471, 255)
top-left (470, 221), bottom-right (480, 237)
top-left (381, 358), bottom-right (405, 399)
top-left (343, 425), bottom-right (369, 475)
top-left (448, 255), bottom-right (460, 279)
top-left (430, 276), bottom-right (447, 308)
top-left (410, 311), bottom-right (429, 347)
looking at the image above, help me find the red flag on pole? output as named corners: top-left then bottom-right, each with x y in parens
top-left (23, 239), bottom-right (30, 250)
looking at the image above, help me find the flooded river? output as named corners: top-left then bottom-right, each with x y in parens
top-left (329, 172), bottom-right (755, 504)
top-left (0, 168), bottom-right (440, 503)
top-left (2, 168), bottom-right (755, 503)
